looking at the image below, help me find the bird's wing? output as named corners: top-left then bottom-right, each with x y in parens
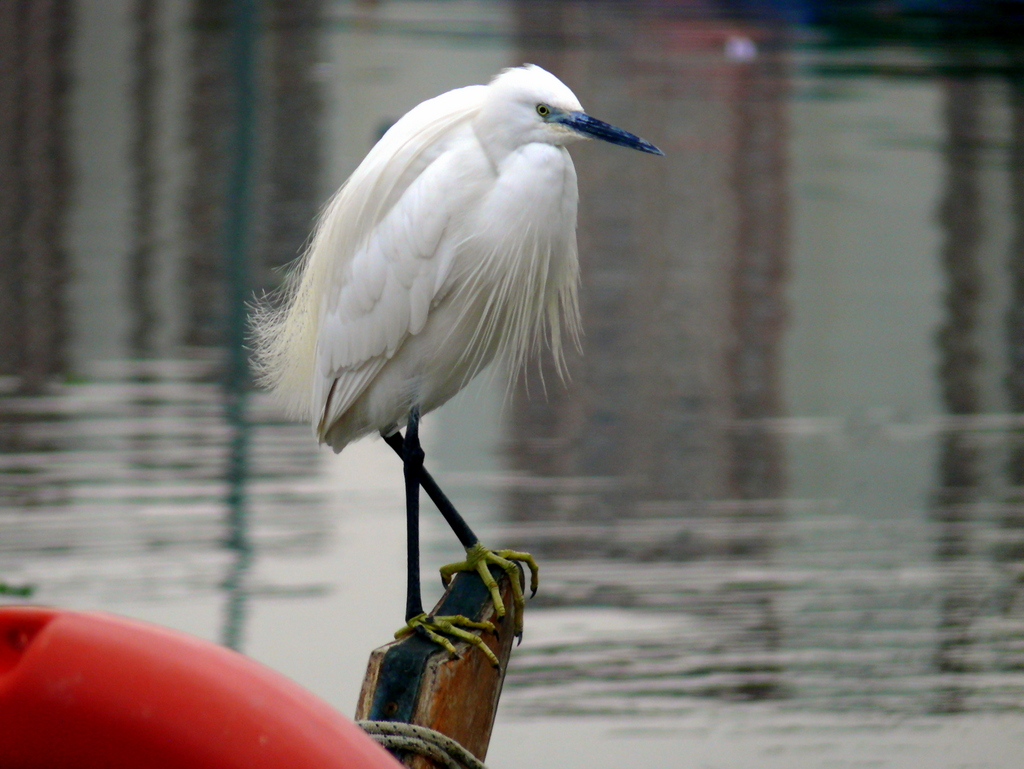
top-left (252, 85), bottom-right (487, 432)
top-left (312, 145), bottom-right (474, 437)
top-left (315, 358), bottom-right (387, 441)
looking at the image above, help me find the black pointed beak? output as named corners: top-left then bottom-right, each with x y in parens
top-left (558, 111), bottom-right (664, 156)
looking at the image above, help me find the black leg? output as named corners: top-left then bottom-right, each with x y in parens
top-left (403, 409), bottom-right (425, 622)
top-left (386, 414), bottom-right (537, 645)
top-left (383, 430), bottom-right (479, 550)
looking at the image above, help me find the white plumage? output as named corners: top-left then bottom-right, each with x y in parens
top-left (252, 64), bottom-right (660, 452)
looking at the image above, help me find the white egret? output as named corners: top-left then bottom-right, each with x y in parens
top-left (252, 64), bottom-right (662, 665)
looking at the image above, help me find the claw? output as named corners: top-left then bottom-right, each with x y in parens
top-left (494, 548), bottom-right (539, 598)
top-left (395, 612), bottom-right (499, 668)
top-left (439, 542), bottom-right (539, 637)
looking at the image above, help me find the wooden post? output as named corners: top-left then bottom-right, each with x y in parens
top-left (355, 566), bottom-right (519, 768)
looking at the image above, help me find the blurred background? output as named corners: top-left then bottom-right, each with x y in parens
top-left (3, 0), bottom-right (1024, 766)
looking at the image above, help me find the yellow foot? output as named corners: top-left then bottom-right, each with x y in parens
top-left (395, 612), bottom-right (499, 667)
top-left (439, 542), bottom-right (539, 638)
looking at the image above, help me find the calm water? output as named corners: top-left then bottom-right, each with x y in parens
top-left (3, 1), bottom-right (1024, 767)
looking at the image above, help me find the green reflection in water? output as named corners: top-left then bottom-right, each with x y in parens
top-left (221, 0), bottom-right (258, 653)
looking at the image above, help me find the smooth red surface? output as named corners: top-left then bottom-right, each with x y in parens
top-left (0, 606), bottom-right (401, 769)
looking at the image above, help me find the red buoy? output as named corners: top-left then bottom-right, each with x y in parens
top-left (0, 606), bottom-right (401, 769)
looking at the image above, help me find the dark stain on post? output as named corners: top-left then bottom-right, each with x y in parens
top-left (356, 564), bottom-right (520, 766)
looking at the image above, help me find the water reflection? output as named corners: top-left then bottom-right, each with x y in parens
top-left (502, 5), bottom-right (792, 711)
top-left (1, 2), bottom-right (1024, 764)
top-left (0, 2), bottom-right (72, 388)
top-left (494, 1), bottom-right (1024, 721)
top-left (0, 0), bottom-right (331, 621)
top-left (129, 0), bottom-right (159, 356)
top-left (931, 68), bottom-right (983, 715)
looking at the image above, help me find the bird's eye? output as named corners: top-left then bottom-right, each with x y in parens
top-left (536, 104), bottom-right (550, 117)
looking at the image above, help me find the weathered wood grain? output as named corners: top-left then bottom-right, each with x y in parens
top-left (355, 565), bottom-right (520, 767)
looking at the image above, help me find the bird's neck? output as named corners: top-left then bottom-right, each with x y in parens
top-left (472, 106), bottom-right (530, 169)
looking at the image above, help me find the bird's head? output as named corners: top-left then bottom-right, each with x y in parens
top-left (478, 64), bottom-right (663, 161)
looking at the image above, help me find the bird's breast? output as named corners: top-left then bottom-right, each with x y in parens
top-left (437, 143), bottom-right (578, 298)
top-left (485, 143), bottom-right (577, 238)
top-left (421, 141), bottom-right (579, 374)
